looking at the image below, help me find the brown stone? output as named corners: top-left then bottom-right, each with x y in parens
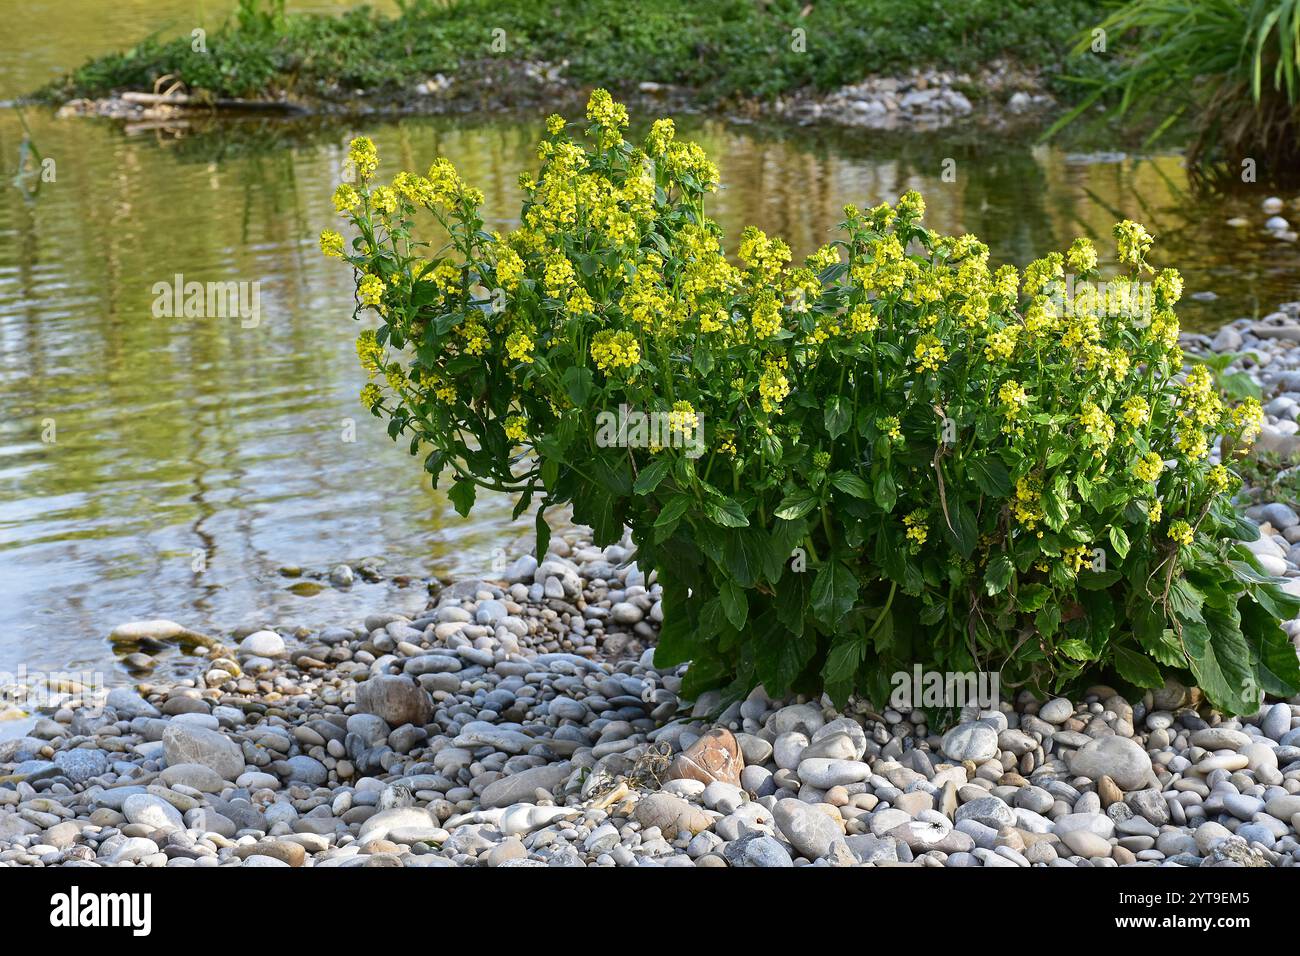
top-left (234, 840), bottom-right (306, 867)
top-left (1097, 774), bottom-right (1123, 808)
top-left (666, 728), bottom-right (743, 786)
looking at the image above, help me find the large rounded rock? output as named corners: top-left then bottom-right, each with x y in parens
top-left (357, 808), bottom-right (438, 844)
top-left (160, 763), bottom-right (227, 794)
top-left (954, 795), bottom-right (1015, 830)
top-left (354, 675), bottom-right (433, 728)
top-left (123, 794), bottom-right (184, 830)
top-left (238, 630), bottom-right (286, 658)
top-left (796, 757), bottom-right (871, 788)
top-left (722, 832), bottom-right (793, 867)
top-left (773, 798), bottom-right (843, 860)
top-left (480, 762), bottom-right (573, 809)
top-left (1068, 735), bottom-right (1153, 791)
top-left (633, 792), bottom-right (712, 835)
top-left (162, 723), bottom-right (244, 781)
top-left (666, 728), bottom-right (743, 787)
top-left (941, 721), bottom-right (999, 762)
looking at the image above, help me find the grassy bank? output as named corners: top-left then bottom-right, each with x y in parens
top-left (39, 0), bottom-right (1106, 107)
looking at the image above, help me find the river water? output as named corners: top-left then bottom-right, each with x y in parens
top-left (2, 0), bottom-right (1299, 685)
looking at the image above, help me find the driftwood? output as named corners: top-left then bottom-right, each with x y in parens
top-left (119, 91), bottom-right (307, 114)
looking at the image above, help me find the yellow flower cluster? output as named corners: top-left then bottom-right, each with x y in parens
top-left (427, 157), bottom-right (480, 206)
top-left (358, 273), bottom-right (385, 310)
top-left (1066, 237), bottom-right (1097, 275)
top-left (347, 136), bottom-right (378, 182)
top-left (333, 184), bottom-right (360, 214)
top-left (667, 400), bottom-right (699, 436)
top-left (749, 291), bottom-right (782, 340)
top-left (903, 510), bottom-right (928, 551)
top-left (621, 258), bottom-right (675, 330)
top-left (495, 245), bottom-right (525, 291)
top-left (590, 330), bottom-right (641, 372)
top-left (1167, 519), bottom-right (1194, 546)
top-left (1013, 475), bottom-right (1045, 532)
top-left (586, 88), bottom-right (629, 146)
top-left (543, 255), bottom-right (576, 300)
top-left (646, 118), bottom-right (675, 157)
top-left (1121, 397), bottom-right (1149, 428)
top-left (459, 320), bottom-right (490, 356)
top-left (998, 380), bottom-right (1029, 436)
top-left (355, 329), bottom-right (383, 376)
top-left (505, 330), bottom-right (535, 365)
top-left (984, 326), bottom-right (1018, 363)
top-left (913, 334), bottom-right (946, 373)
top-left (847, 303), bottom-right (879, 334)
top-left (1231, 398), bottom-right (1264, 445)
top-left (504, 416), bottom-right (528, 443)
top-left (1079, 402), bottom-right (1115, 453)
top-left (878, 415), bottom-right (902, 443)
top-left (738, 227), bottom-right (791, 282)
top-left (319, 229), bottom-right (345, 259)
top-left (758, 357), bottom-right (790, 413)
top-left (1064, 544), bottom-right (1092, 574)
top-left (1206, 464), bottom-right (1231, 494)
top-left (1114, 219), bottom-right (1154, 269)
top-left (1133, 451), bottom-right (1164, 483)
top-left (661, 140), bottom-right (719, 191)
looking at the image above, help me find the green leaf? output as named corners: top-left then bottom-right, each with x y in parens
top-left (633, 458), bottom-right (672, 495)
top-left (1220, 371), bottom-right (1262, 401)
top-left (1036, 603), bottom-right (1061, 638)
top-left (654, 495), bottom-right (691, 530)
top-left (1017, 584), bottom-right (1049, 612)
top-left (704, 495), bottom-right (749, 528)
top-left (561, 366), bottom-right (593, 406)
top-left (942, 500), bottom-right (978, 559)
top-left (653, 585), bottom-right (699, 668)
top-left (754, 613), bottom-right (816, 697)
top-left (1181, 603), bottom-right (1257, 715)
top-left (719, 580), bottom-right (748, 630)
top-left (873, 470), bottom-right (897, 513)
top-left (968, 455), bottom-right (1011, 498)
top-left (830, 471), bottom-right (871, 499)
top-left (984, 553), bottom-right (1014, 596)
top-left (1241, 598), bottom-right (1300, 697)
top-left (573, 484), bottom-right (622, 546)
top-left (822, 632), bottom-right (867, 706)
top-left (811, 559), bottom-right (858, 626)
top-left (535, 509), bottom-right (551, 560)
top-left (1114, 645), bottom-right (1165, 690)
top-left (775, 488), bottom-right (821, 520)
top-left (1058, 639), bottom-right (1095, 662)
top-left (1108, 525), bottom-right (1131, 561)
top-left (448, 478), bottom-right (476, 517)
top-left (824, 396), bottom-right (852, 439)
top-left (1043, 475), bottom-right (1070, 530)
top-left (1078, 569), bottom-right (1121, 590)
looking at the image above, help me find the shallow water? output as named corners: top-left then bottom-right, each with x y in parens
top-left (3, 9), bottom-right (1300, 687)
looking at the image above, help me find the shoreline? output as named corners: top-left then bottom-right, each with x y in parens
top-left (2, 310), bottom-right (1300, 868)
top-left (35, 61), bottom-right (1059, 138)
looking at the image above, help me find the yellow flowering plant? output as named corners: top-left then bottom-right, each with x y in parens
top-left (325, 93), bottom-right (1298, 716)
